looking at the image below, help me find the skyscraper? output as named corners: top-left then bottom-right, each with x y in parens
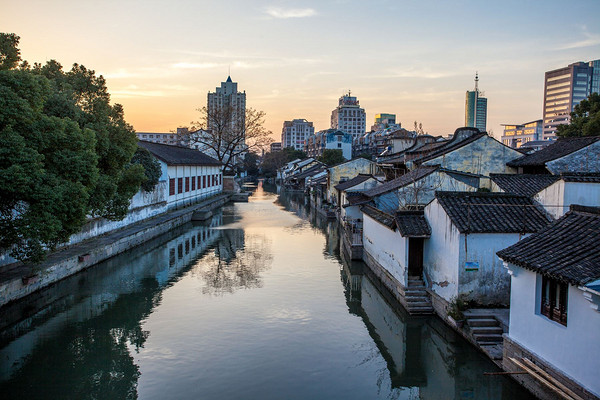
top-left (207, 75), bottom-right (246, 133)
top-left (542, 60), bottom-right (600, 140)
top-left (465, 73), bottom-right (487, 132)
top-left (331, 91), bottom-right (366, 141)
top-left (281, 119), bottom-right (314, 151)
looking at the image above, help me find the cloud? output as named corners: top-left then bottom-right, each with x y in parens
top-left (557, 28), bottom-right (600, 50)
top-left (264, 7), bottom-right (316, 19)
top-left (171, 62), bottom-right (221, 69)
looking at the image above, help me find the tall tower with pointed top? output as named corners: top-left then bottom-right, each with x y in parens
top-left (207, 75), bottom-right (246, 132)
top-left (465, 73), bottom-right (487, 132)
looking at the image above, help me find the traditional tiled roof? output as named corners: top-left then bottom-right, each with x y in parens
top-left (138, 141), bottom-right (221, 166)
top-left (434, 191), bottom-right (552, 234)
top-left (490, 174), bottom-right (560, 197)
top-left (507, 136), bottom-right (600, 167)
top-left (334, 174), bottom-right (373, 191)
top-left (561, 172), bottom-right (600, 183)
top-left (361, 205), bottom-right (396, 229)
top-left (292, 164), bottom-right (325, 180)
top-left (344, 192), bottom-right (370, 206)
top-left (363, 166), bottom-right (439, 198)
top-left (394, 210), bottom-right (431, 237)
top-left (408, 130), bottom-right (487, 164)
top-left (497, 205), bottom-right (600, 286)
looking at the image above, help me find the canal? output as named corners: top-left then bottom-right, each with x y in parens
top-left (0, 182), bottom-right (534, 399)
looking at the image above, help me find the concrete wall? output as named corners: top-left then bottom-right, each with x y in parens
top-left (167, 163), bottom-right (223, 210)
top-left (362, 213), bottom-right (408, 287)
top-left (395, 171), bottom-right (478, 210)
top-left (327, 158), bottom-right (377, 205)
top-left (422, 135), bottom-right (521, 176)
top-left (536, 180), bottom-right (600, 219)
top-left (546, 141), bottom-right (600, 174)
top-left (457, 232), bottom-right (521, 305)
top-left (423, 199), bottom-right (460, 302)
top-left (506, 265), bottom-right (600, 397)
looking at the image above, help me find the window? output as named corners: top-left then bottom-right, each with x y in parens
top-left (177, 178), bottom-right (183, 194)
top-left (185, 177), bottom-right (190, 192)
top-left (169, 178), bottom-right (175, 196)
top-left (203, 175), bottom-right (206, 188)
top-left (541, 276), bottom-right (568, 326)
top-left (191, 176), bottom-right (196, 191)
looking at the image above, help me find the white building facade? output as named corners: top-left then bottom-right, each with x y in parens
top-left (331, 92), bottom-right (366, 141)
top-left (281, 119), bottom-right (314, 151)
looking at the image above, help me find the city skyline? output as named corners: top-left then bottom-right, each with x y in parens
top-left (3, 0), bottom-right (599, 141)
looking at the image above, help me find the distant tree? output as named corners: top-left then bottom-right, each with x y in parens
top-left (131, 147), bottom-right (162, 192)
top-left (0, 33), bottom-right (21, 70)
top-left (318, 149), bottom-right (346, 166)
top-left (413, 121), bottom-right (426, 135)
top-left (0, 34), bottom-right (146, 263)
top-left (356, 152), bottom-right (373, 160)
top-left (282, 147), bottom-right (307, 161)
top-left (183, 106), bottom-right (273, 173)
top-left (557, 93), bottom-right (600, 138)
top-left (243, 151), bottom-right (260, 176)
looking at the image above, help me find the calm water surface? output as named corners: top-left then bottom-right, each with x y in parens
top-left (0, 182), bottom-right (534, 399)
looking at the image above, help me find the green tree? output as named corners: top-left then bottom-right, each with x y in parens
top-left (131, 147), bottom-right (162, 192)
top-left (557, 93), bottom-right (600, 138)
top-left (243, 152), bottom-right (260, 176)
top-left (0, 33), bottom-right (146, 263)
top-left (318, 149), bottom-right (346, 166)
top-left (282, 147), bottom-right (307, 161)
top-left (0, 33), bottom-right (21, 70)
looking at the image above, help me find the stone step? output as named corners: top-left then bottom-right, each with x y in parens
top-left (473, 333), bottom-right (503, 343)
top-left (407, 280), bottom-right (425, 287)
top-left (471, 326), bottom-right (503, 335)
top-left (408, 307), bottom-right (434, 315)
top-left (467, 318), bottom-right (498, 327)
top-left (407, 301), bottom-right (431, 308)
top-left (405, 288), bottom-right (427, 295)
top-left (464, 314), bottom-right (496, 320)
top-left (406, 296), bottom-right (429, 303)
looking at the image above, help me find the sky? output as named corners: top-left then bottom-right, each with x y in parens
top-left (2, 0), bottom-right (600, 141)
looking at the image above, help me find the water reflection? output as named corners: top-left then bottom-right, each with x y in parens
top-left (0, 183), bottom-right (533, 399)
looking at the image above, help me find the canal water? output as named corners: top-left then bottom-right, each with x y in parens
top-left (0, 182), bottom-right (534, 399)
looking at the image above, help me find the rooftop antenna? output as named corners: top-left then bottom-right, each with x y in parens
top-left (474, 72), bottom-right (479, 92)
top-left (228, 64), bottom-right (231, 77)
top-left (348, 89), bottom-right (352, 96)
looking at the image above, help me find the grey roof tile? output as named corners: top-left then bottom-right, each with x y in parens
top-left (490, 174), bottom-right (560, 197)
top-left (138, 140), bottom-right (221, 166)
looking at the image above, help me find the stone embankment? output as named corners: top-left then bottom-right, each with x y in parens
top-left (0, 194), bottom-right (232, 308)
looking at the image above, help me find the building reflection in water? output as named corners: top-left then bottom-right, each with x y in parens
top-left (0, 213), bottom-right (226, 399)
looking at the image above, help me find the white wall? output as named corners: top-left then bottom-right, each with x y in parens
top-left (507, 265), bottom-right (600, 397)
top-left (423, 200), bottom-right (460, 301)
top-left (363, 213), bottom-right (409, 287)
top-left (536, 181), bottom-right (600, 219)
top-left (457, 233), bottom-right (522, 305)
top-left (166, 163), bottom-right (223, 210)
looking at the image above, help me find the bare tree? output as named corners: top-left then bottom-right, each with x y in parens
top-left (182, 105), bottom-right (273, 173)
top-left (395, 170), bottom-right (446, 210)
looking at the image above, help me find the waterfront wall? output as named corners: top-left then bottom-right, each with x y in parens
top-left (0, 195), bottom-right (231, 308)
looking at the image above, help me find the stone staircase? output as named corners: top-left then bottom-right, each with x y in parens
top-left (466, 313), bottom-right (504, 345)
top-left (404, 278), bottom-right (433, 315)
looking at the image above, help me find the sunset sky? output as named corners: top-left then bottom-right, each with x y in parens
top-left (2, 0), bottom-right (600, 141)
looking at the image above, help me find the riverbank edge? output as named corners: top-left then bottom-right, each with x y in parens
top-left (0, 194), bottom-right (232, 308)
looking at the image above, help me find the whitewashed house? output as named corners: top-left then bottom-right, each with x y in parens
top-left (138, 141), bottom-right (223, 210)
top-left (535, 173), bottom-right (600, 219)
top-left (326, 158), bottom-right (378, 206)
top-left (507, 136), bottom-right (600, 174)
top-left (335, 174), bottom-right (380, 221)
top-left (498, 205), bottom-right (600, 400)
top-left (356, 165), bottom-right (481, 213)
top-left (423, 192), bottom-right (551, 311)
top-left (361, 205), bottom-right (433, 314)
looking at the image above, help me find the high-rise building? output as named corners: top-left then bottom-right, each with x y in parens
top-left (207, 75), bottom-right (246, 133)
top-left (500, 120), bottom-right (543, 148)
top-left (206, 76), bottom-right (247, 168)
top-left (281, 119), bottom-right (314, 151)
top-left (331, 91), bottom-right (366, 141)
top-left (465, 73), bottom-right (487, 132)
top-left (542, 60), bottom-right (600, 140)
top-left (371, 113), bottom-right (401, 131)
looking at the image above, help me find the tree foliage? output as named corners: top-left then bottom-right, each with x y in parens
top-left (184, 105), bottom-right (273, 173)
top-left (0, 33), bottom-right (145, 263)
top-left (557, 93), bottom-right (600, 138)
top-left (242, 151), bottom-right (260, 176)
top-left (318, 149), bottom-right (346, 166)
top-left (131, 147), bottom-right (162, 192)
top-left (0, 33), bottom-right (21, 70)
top-left (260, 147), bottom-right (308, 178)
